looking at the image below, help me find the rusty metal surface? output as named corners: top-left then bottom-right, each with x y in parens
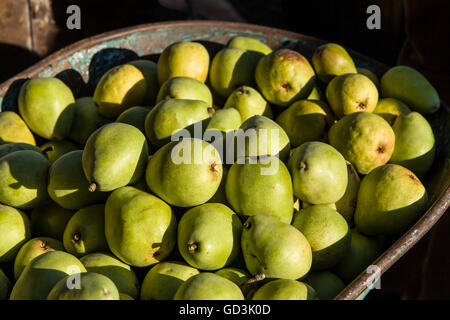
top-left (0, 20), bottom-right (448, 299)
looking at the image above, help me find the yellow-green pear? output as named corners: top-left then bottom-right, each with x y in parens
top-left (252, 279), bottom-right (318, 300)
top-left (312, 43), bottom-right (357, 83)
top-left (357, 67), bottom-right (379, 87)
top-left (0, 204), bottom-right (31, 263)
top-left (335, 161), bottom-right (360, 225)
top-left (40, 140), bottom-right (79, 164)
top-left (215, 267), bottom-right (250, 287)
top-left (373, 97), bottom-right (411, 125)
top-left (0, 111), bottom-right (35, 145)
top-left (116, 106), bottom-right (150, 135)
top-left (128, 59), bottom-right (158, 106)
top-left (227, 36), bottom-right (272, 55)
top-left (224, 86), bottom-right (272, 122)
top-left (156, 76), bottom-right (213, 106)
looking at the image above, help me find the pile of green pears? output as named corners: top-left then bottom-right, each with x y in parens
top-left (0, 36), bottom-right (440, 300)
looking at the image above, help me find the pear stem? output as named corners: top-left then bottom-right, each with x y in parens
top-left (241, 273), bottom-right (265, 298)
top-left (88, 183), bottom-right (97, 192)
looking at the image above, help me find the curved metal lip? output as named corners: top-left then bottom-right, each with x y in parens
top-left (0, 20), bottom-right (448, 300)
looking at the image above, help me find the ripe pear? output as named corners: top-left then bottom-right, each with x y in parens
top-left (80, 252), bottom-right (140, 299)
top-left (10, 250), bottom-right (86, 300)
top-left (252, 279), bottom-right (317, 300)
top-left (0, 150), bottom-right (50, 209)
top-left (241, 214), bottom-right (312, 279)
top-left (312, 43), bottom-right (357, 83)
top-left (140, 261), bottom-right (199, 300)
top-left (287, 142), bottom-right (347, 204)
top-left (354, 164), bottom-right (428, 235)
top-left (224, 86), bottom-right (273, 122)
top-left (156, 76), bottom-right (213, 106)
top-left (326, 73), bottom-right (378, 117)
top-left (334, 229), bottom-right (384, 282)
top-left (0, 204), bottom-right (31, 263)
top-left (335, 161), bottom-right (360, 225)
top-left (0, 269), bottom-right (10, 300)
top-left (225, 156), bottom-right (294, 224)
top-left (276, 100), bottom-right (331, 147)
top-left (236, 115), bottom-right (291, 162)
top-left (145, 138), bottom-right (222, 207)
top-left (40, 140), bottom-right (79, 164)
top-left (302, 271), bottom-right (345, 300)
top-left (30, 203), bottom-right (74, 240)
top-left (373, 97), bottom-right (411, 125)
top-left (157, 41), bottom-right (209, 85)
top-left (145, 98), bottom-right (214, 147)
top-left (0, 142), bottom-right (42, 159)
top-left (212, 47), bottom-right (263, 96)
top-left (227, 36), bottom-right (272, 55)
top-left (47, 272), bottom-right (119, 300)
top-left (63, 204), bottom-right (108, 257)
top-left (255, 49), bottom-right (315, 107)
top-left (18, 77), bottom-right (75, 140)
top-left (380, 65), bottom-right (440, 114)
top-left (390, 112), bottom-right (435, 178)
top-left (215, 267), bottom-right (250, 287)
top-left (128, 59), bottom-right (158, 106)
top-left (0, 111), bottom-right (35, 145)
top-left (68, 96), bottom-right (109, 146)
top-left (82, 122), bottom-right (148, 192)
top-left (178, 203), bottom-right (242, 270)
top-left (357, 67), bottom-right (379, 87)
top-left (105, 186), bottom-right (177, 267)
top-left (116, 106), bottom-right (150, 135)
top-left (13, 237), bottom-right (63, 280)
top-left (328, 112), bottom-right (395, 174)
top-left (174, 272), bottom-right (244, 300)
top-left (292, 205), bottom-right (351, 270)
top-left (93, 64), bottom-right (147, 118)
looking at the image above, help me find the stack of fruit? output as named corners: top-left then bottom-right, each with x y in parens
top-left (0, 36), bottom-right (440, 300)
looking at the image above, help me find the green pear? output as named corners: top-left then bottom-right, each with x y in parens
top-left (302, 271), bottom-right (345, 300)
top-left (287, 142), bottom-right (347, 204)
top-left (0, 269), bottom-right (10, 300)
top-left (157, 41), bottom-right (209, 85)
top-left (116, 106), bottom-right (150, 135)
top-left (357, 67), bottom-right (379, 87)
top-left (328, 112), bottom-right (395, 174)
top-left (48, 150), bottom-right (108, 210)
top-left (255, 49), bottom-right (315, 107)
top-left (354, 164), bottom-right (428, 235)
top-left (80, 252), bottom-right (140, 299)
top-left (63, 204), bottom-right (108, 257)
top-left (209, 47), bottom-right (260, 97)
top-left (30, 203), bottom-right (74, 240)
top-left (47, 272), bottom-right (119, 300)
top-left (334, 229), bottom-right (384, 282)
top-left (13, 237), bottom-right (63, 280)
top-left (226, 156), bottom-right (294, 224)
top-left (226, 36), bottom-right (272, 55)
top-left (241, 214), bottom-right (312, 279)
top-left (215, 267), bottom-right (250, 287)
top-left (174, 272), bottom-right (244, 300)
top-left (82, 122), bottom-right (148, 192)
top-left (177, 203), bottom-right (242, 270)
top-left (335, 161), bottom-right (360, 225)
top-left (276, 100), bottom-right (331, 148)
top-left (156, 76), bottom-right (213, 106)
top-left (40, 140), bottom-right (79, 164)
top-left (207, 166), bottom-right (229, 205)
top-left (140, 261), bottom-right (199, 300)
top-left (373, 97), bottom-right (411, 125)
top-left (223, 86), bottom-right (272, 122)
top-left (326, 73), bottom-right (379, 118)
top-left (0, 204), bottom-right (31, 263)
top-left (18, 77), bottom-right (75, 140)
top-left (380, 65), bottom-right (440, 114)
top-left (0, 150), bottom-right (50, 209)
top-left (206, 107), bottom-right (242, 132)
top-left (105, 186), bottom-right (177, 267)
top-left (292, 205), bottom-right (351, 270)
top-left (312, 43), bottom-right (357, 83)
top-left (252, 279), bottom-right (317, 300)
top-left (236, 115), bottom-right (291, 162)
top-left (93, 64), bottom-right (147, 118)
top-left (128, 59), bottom-right (158, 106)
top-left (145, 98), bottom-right (214, 147)
top-left (0, 111), bottom-right (35, 145)
top-left (390, 112), bottom-right (435, 178)
top-left (0, 142), bottom-right (42, 159)
top-left (10, 250), bottom-right (86, 300)
top-left (145, 138), bottom-right (222, 207)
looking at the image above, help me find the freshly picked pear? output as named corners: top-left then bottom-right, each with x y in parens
top-left (354, 164), bottom-right (428, 235)
top-left (0, 204), bottom-right (31, 263)
top-left (357, 67), bottom-right (379, 87)
top-left (326, 73), bottom-right (379, 117)
top-left (373, 97), bottom-right (411, 125)
top-left (224, 86), bottom-right (272, 122)
top-left (302, 271), bottom-right (345, 300)
top-left (227, 36), bottom-right (272, 55)
top-left (128, 59), bottom-right (158, 106)
top-left (328, 112), bottom-right (395, 174)
top-left (40, 139), bottom-right (79, 164)
top-left (0, 111), bottom-right (35, 145)
top-left (335, 161), bottom-right (360, 225)
top-left (252, 279), bottom-right (317, 300)
top-left (380, 65), bottom-right (440, 114)
top-left (156, 76), bottom-right (213, 106)
top-left (30, 203), bottom-right (74, 240)
top-left (312, 43), bottom-right (357, 83)
top-left (255, 49), bottom-right (315, 107)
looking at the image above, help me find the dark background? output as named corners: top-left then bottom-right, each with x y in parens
top-left (0, 0), bottom-right (449, 299)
